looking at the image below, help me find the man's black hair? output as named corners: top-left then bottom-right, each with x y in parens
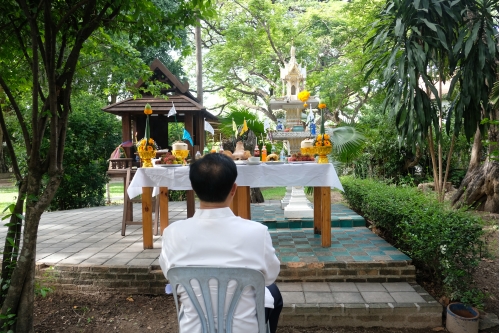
top-left (189, 153), bottom-right (237, 203)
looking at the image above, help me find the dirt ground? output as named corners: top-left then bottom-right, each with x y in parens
top-left (32, 291), bottom-right (498, 333)
top-left (31, 189), bottom-right (499, 332)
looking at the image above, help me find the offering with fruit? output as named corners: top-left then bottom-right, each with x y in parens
top-left (156, 152), bottom-right (185, 165)
top-left (288, 152), bottom-right (315, 162)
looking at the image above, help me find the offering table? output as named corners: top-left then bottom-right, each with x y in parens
top-left (127, 163), bottom-right (343, 249)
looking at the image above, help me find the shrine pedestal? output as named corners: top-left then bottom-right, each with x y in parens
top-left (284, 186), bottom-right (314, 219)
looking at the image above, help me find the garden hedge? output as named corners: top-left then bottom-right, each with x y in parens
top-left (341, 176), bottom-right (485, 307)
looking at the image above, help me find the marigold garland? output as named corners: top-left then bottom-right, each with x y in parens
top-left (314, 133), bottom-right (332, 147)
top-left (136, 103), bottom-right (157, 153)
top-left (297, 90), bottom-right (310, 102)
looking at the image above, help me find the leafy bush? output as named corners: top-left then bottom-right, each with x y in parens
top-left (48, 94), bottom-right (121, 210)
top-left (168, 190), bottom-right (186, 201)
top-left (342, 176), bottom-right (485, 307)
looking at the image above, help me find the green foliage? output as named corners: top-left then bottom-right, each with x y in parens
top-left (169, 190), bottom-right (186, 202)
top-left (342, 177), bottom-right (485, 307)
top-left (34, 267), bottom-right (55, 298)
top-left (0, 307), bottom-right (15, 333)
top-left (364, 0), bottom-right (498, 146)
top-left (350, 112), bottom-right (416, 180)
top-left (48, 94), bottom-right (121, 211)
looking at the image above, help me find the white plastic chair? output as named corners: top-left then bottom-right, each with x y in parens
top-left (167, 266), bottom-right (270, 333)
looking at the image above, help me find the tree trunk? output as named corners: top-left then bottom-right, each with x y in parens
top-left (251, 188), bottom-right (264, 203)
top-left (195, 20), bottom-right (203, 105)
top-left (451, 126), bottom-right (499, 213)
top-left (0, 172), bottom-right (61, 331)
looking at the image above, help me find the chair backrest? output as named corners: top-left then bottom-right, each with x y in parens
top-left (167, 266), bottom-right (268, 333)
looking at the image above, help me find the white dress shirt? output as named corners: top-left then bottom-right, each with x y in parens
top-left (159, 207), bottom-right (280, 333)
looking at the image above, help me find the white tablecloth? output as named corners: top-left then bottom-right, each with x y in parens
top-left (127, 163), bottom-right (344, 199)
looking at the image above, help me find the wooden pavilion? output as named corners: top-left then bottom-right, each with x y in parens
top-left (103, 59), bottom-right (218, 222)
top-left (102, 58), bottom-right (218, 160)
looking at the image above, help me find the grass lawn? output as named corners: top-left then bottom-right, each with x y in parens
top-left (260, 187), bottom-right (286, 200)
top-left (0, 186), bottom-right (19, 214)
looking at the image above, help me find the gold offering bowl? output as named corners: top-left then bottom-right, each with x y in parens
top-left (316, 146), bottom-right (332, 164)
top-left (172, 150), bottom-right (189, 160)
top-left (300, 147), bottom-right (316, 156)
top-left (138, 150), bottom-right (157, 168)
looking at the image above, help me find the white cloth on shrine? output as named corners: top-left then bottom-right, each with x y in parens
top-left (127, 163), bottom-right (343, 199)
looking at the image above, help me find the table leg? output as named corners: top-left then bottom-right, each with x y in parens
top-left (159, 187), bottom-right (169, 236)
top-left (236, 186), bottom-right (251, 219)
top-left (230, 186), bottom-right (251, 219)
top-left (313, 187), bottom-right (322, 234)
top-left (187, 190), bottom-right (195, 218)
top-left (321, 187), bottom-right (331, 247)
top-left (230, 188), bottom-right (238, 215)
top-left (142, 187), bottom-right (154, 249)
top-left (125, 177), bottom-right (133, 222)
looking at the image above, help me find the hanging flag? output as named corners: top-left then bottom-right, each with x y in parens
top-left (120, 140), bottom-right (134, 148)
top-left (204, 119), bottom-right (214, 135)
top-left (232, 118), bottom-right (238, 138)
top-left (182, 128), bottom-right (194, 146)
top-left (168, 102), bottom-right (177, 117)
top-left (240, 118), bottom-right (248, 136)
top-left (307, 106), bottom-right (315, 124)
top-left (263, 119), bottom-right (270, 132)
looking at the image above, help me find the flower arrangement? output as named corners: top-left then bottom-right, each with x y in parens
top-left (297, 90), bottom-right (310, 107)
top-left (136, 103), bottom-right (158, 167)
top-left (137, 137), bottom-right (157, 152)
top-left (136, 103), bottom-right (157, 150)
top-left (314, 102), bottom-right (331, 164)
top-left (314, 133), bottom-right (331, 147)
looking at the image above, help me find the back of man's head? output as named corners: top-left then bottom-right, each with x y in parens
top-left (189, 153), bottom-right (237, 203)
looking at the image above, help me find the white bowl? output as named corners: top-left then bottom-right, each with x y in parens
top-left (248, 157), bottom-right (260, 163)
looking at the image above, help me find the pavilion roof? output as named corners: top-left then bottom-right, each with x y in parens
top-left (102, 95), bottom-right (218, 122)
top-left (102, 58), bottom-right (218, 122)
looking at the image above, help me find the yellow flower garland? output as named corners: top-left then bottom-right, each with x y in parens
top-left (297, 90), bottom-right (310, 102)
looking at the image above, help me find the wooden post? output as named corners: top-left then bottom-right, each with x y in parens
top-left (230, 188), bottom-right (238, 216)
top-left (159, 187), bottom-right (169, 235)
top-left (321, 187), bottom-right (331, 247)
top-left (186, 113), bottom-right (196, 219)
top-left (313, 187), bottom-right (322, 234)
top-left (187, 190), bottom-right (195, 218)
top-left (185, 113), bottom-right (194, 160)
top-left (122, 113), bottom-right (131, 158)
top-left (197, 115), bottom-right (205, 151)
top-left (142, 187), bottom-right (154, 249)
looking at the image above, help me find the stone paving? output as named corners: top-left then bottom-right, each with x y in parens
top-left (0, 201), bottom-right (409, 266)
top-left (16, 201), bottom-right (441, 328)
top-left (277, 281), bottom-right (428, 305)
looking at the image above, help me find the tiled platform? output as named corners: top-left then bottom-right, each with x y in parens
top-left (0, 202), bottom-right (409, 267)
top-left (253, 202), bottom-right (366, 228)
top-left (271, 229), bottom-right (410, 263)
top-left (19, 202), bottom-right (414, 284)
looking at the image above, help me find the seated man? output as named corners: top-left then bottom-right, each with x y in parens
top-left (159, 153), bottom-right (282, 333)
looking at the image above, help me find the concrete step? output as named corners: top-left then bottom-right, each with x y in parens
top-left (277, 261), bottom-right (416, 283)
top-left (276, 281), bottom-right (442, 329)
